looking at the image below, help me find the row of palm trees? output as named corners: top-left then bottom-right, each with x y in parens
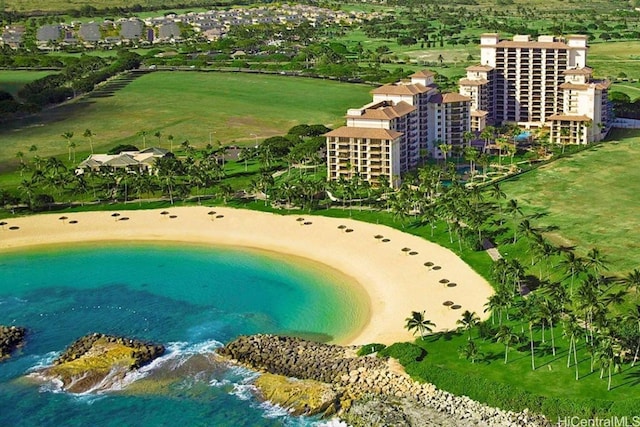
top-left (388, 160), bottom-right (640, 392)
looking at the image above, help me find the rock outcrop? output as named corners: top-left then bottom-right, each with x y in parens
top-left (0, 325), bottom-right (27, 360)
top-left (254, 373), bottom-right (341, 417)
top-left (35, 333), bottom-right (165, 394)
top-left (218, 334), bottom-right (551, 427)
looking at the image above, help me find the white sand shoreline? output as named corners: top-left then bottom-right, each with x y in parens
top-left (0, 206), bottom-right (494, 345)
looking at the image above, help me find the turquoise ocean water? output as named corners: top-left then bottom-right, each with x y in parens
top-left (0, 242), bottom-right (367, 426)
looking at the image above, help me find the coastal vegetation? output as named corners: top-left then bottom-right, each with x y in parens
top-left (2, 69), bottom-right (640, 420)
top-left (2, 0), bottom-right (640, 423)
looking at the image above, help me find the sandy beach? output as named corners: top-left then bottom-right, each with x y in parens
top-left (0, 206), bottom-right (494, 345)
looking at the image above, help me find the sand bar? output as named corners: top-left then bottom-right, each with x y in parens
top-left (0, 207), bottom-right (494, 345)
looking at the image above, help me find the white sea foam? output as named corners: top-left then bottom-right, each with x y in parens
top-left (259, 400), bottom-right (292, 418)
top-left (230, 383), bottom-right (257, 401)
top-left (27, 351), bottom-right (61, 372)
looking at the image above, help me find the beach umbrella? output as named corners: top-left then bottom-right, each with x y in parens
top-left (337, 225), bottom-right (347, 231)
top-left (409, 251), bottom-right (418, 256)
top-left (296, 217), bottom-right (305, 223)
top-left (160, 211), bottom-right (170, 218)
top-left (303, 221), bottom-right (312, 225)
top-left (169, 215), bottom-right (177, 219)
top-left (119, 217), bottom-right (130, 221)
top-left (69, 220), bottom-right (78, 224)
top-left (216, 214), bottom-right (224, 219)
top-left (424, 261), bottom-right (434, 268)
top-left (345, 228), bottom-right (354, 233)
top-left (443, 300), bottom-right (454, 308)
top-left (401, 247), bottom-right (411, 255)
top-left (382, 238), bottom-right (390, 243)
top-left (447, 282), bottom-right (457, 288)
top-left (111, 212), bottom-right (121, 221)
top-left (0, 221), bottom-right (7, 230)
top-left (9, 226), bottom-right (19, 230)
top-left (439, 279), bottom-right (450, 284)
top-left (59, 216), bottom-right (68, 224)
top-left (374, 234), bottom-right (384, 241)
top-left (432, 265), bottom-right (442, 271)
top-left (451, 304), bottom-right (462, 310)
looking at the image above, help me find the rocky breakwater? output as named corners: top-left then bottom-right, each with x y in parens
top-left (33, 333), bottom-right (165, 394)
top-left (0, 325), bottom-right (27, 360)
top-left (218, 334), bottom-right (551, 427)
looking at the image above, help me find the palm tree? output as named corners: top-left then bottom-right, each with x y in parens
top-left (521, 296), bottom-right (540, 370)
top-left (489, 182), bottom-right (506, 220)
top-left (559, 251), bottom-right (586, 297)
top-left (621, 268), bottom-right (640, 301)
top-left (537, 296), bottom-right (558, 355)
top-left (62, 131), bottom-right (74, 161)
top-left (405, 310), bottom-right (436, 340)
top-left (585, 247), bottom-right (609, 275)
top-left (168, 134), bottom-right (174, 153)
top-left (480, 125), bottom-right (495, 148)
top-left (625, 304), bottom-right (640, 367)
top-left (154, 130), bottom-right (162, 148)
top-left (595, 336), bottom-right (620, 391)
top-left (563, 314), bottom-right (581, 380)
top-left (69, 141), bottom-right (77, 163)
top-left (18, 179), bottom-right (36, 209)
top-left (83, 129), bottom-right (95, 154)
top-left (495, 325), bottom-right (519, 364)
top-left (506, 199), bottom-right (523, 243)
top-left (456, 310), bottom-right (480, 340)
top-left (464, 145), bottom-right (479, 176)
top-left (438, 141), bottom-right (451, 165)
top-left (138, 130), bottom-right (148, 149)
top-left (463, 130), bottom-right (474, 147)
top-left (458, 339), bottom-right (481, 364)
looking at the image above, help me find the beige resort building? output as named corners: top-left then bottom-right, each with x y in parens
top-left (460, 33), bottom-right (611, 144)
top-left (327, 33), bottom-right (612, 189)
top-left (326, 70), bottom-right (471, 188)
top-left (76, 147), bottom-right (169, 174)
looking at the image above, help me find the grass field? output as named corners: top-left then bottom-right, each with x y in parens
top-left (0, 70), bottom-right (56, 97)
top-left (499, 128), bottom-right (640, 274)
top-left (588, 41), bottom-right (640, 80)
top-left (0, 71), bottom-right (372, 170)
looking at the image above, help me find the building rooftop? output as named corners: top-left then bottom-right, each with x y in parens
top-left (325, 127), bottom-right (403, 140)
top-left (371, 83), bottom-right (430, 96)
top-left (495, 40), bottom-right (571, 49)
top-left (430, 93), bottom-right (471, 104)
top-left (410, 69), bottom-right (435, 78)
top-left (548, 114), bottom-right (592, 122)
top-left (563, 67), bottom-right (593, 75)
top-left (466, 65), bottom-right (494, 72)
top-left (348, 101), bottom-right (416, 120)
top-left (459, 78), bottom-right (488, 86)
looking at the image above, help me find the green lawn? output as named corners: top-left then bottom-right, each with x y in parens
top-left (0, 71), bottom-right (372, 171)
top-left (610, 81), bottom-right (640, 101)
top-left (499, 129), bottom-right (640, 274)
top-left (0, 70), bottom-right (56, 98)
top-left (588, 41), bottom-right (640, 80)
top-left (403, 323), bottom-right (640, 422)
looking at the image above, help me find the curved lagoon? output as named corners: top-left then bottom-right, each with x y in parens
top-left (0, 242), bottom-right (368, 426)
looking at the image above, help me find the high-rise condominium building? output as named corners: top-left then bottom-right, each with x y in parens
top-left (460, 33), bottom-right (610, 143)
